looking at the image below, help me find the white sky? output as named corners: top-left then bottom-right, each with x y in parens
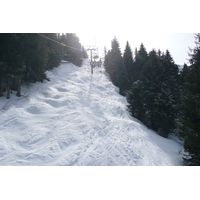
top-left (78, 33), bottom-right (196, 65)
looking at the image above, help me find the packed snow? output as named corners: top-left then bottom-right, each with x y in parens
top-left (0, 59), bottom-right (184, 165)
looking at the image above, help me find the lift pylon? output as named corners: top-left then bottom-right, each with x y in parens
top-left (87, 46), bottom-right (102, 74)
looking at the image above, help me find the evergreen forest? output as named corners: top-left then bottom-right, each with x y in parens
top-left (104, 34), bottom-right (200, 166)
top-left (0, 33), bottom-right (87, 99)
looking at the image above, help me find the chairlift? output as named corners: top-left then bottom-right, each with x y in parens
top-left (93, 55), bottom-right (99, 60)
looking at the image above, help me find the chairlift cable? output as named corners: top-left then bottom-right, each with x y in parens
top-left (37, 33), bottom-right (83, 52)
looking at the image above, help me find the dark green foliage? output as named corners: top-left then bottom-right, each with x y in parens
top-left (104, 37), bottom-right (131, 95)
top-left (105, 39), bottom-right (180, 137)
top-left (104, 37), bottom-right (123, 88)
top-left (158, 50), bottom-right (180, 136)
top-left (0, 33), bottom-right (84, 99)
top-left (105, 38), bottom-right (180, 137)
top-left (105, 34), bottom-right (200, 164)
top-left (178, 34), bottom-right (200, 165)
top-left (179, 63), bottom-right (189, 86)
top-left (133, 43), bottom-right (148, 81)
top-left (127, 48), bottom-right (179, 137)
top-left (118, 64), bottom-right (130, 96)
top-left (123, 41), bottom-right (134, 77)
top-left (139, 50), bottom-right (164, 132)
top-left (0, 62), bottom-right (7, 96)
top-left (58, 33), bottom-right (83, 66)
top-left (0, 34), bottom-right (24, 98)
top-left (127, 80), bottom-right (145, 121)
top-left (45, 33), bottom-right (62, 70)
top-left (21, 33), bottom-right (49, 82)
top-left (123, 41), bottom-right (134, 91)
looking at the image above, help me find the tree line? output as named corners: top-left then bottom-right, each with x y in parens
top-left (104, 34), bottom-right (200, 166)
top-left (0, 33), bottom-right (87, 99)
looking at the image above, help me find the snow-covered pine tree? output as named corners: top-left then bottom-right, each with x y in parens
top-left (127, 80), bottom-right (146, 121)
top-left (20, 34), bottom-right (49, 83)
top-left (123, 42), bottom-right (134, 79)
top-left (59, 33), bottom-right (83, 66)
top-left (123, 41), bottom-right (134, 91)
top-left (127, 48), bottom-right (179, 138)
top-left (0, 33), bottom-right (86, 99)
top-left (140, 49), bottom-right (164, 133)
top-left (104, 37), bottom-right (132, 96)
top-left (104, 37), bottom-right (122, 87)
top-left (157, 50), bottom-right (180, 137)
top-left (45, 33), bottom-right (62, 70)
top-left (0, 34), bottom-right (24, 98)
top-left (178, 33), bottom-right (200, 165)
top-left (132, 43), bottom-right (148, 82)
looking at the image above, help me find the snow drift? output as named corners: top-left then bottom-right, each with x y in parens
top-left (0, 59), bottom-right (183, 165)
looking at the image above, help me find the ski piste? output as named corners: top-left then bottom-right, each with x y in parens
top-left (0, 59), bottom-right (183, 165)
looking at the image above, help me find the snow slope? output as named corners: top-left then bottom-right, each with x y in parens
top-left (0, 59), bottom-right (183, 165)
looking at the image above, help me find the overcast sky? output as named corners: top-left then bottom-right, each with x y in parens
top-left (78, 33), bottom-right (196, 65)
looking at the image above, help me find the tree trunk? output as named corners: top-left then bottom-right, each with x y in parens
top-left (12, 77), bottom-right (18, 91)
top-left (6, 77), bottom-right (10, 99)
top-left (16, 77), bottom-right (21, 97)
top-left (0, 79), bottom-right (3, 97)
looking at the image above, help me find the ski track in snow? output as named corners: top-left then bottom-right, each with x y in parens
top-left (0, 59), bottom-right (183, 166)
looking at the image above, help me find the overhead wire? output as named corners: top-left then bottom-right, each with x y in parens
top-left (37, 33), bottom-right (83, 52)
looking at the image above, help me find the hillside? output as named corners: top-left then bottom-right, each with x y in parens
top-left (0, 59), bottom-right (183, 165)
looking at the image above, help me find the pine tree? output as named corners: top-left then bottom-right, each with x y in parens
top-left (118, 63), bottom-right (130, 96)
top-left (127, 45), bottom-right (149, 126)
top-left (0, 34), bottom-right (8, 97)
top-left (104, 37), bottom-right (130, 95)
top-left (123, 41), bottom-right (134, 76)
top-left (59, 33), bottom-right (83, 66)
top-left (178, 33), bottom-right (200, 165)
top-left (141, 49), bottom-right (164, 131)
top-left (127, 80), bottom-right (145, 121)
top-left (123, 41), bottom-right (134, 90)
top-left (45, 33), bottom-right (62, 70)
top-left (127, 48), bottom-right (179, 137)
top-left (0, 33), bottom-right (85, 99)
top-left (158, 50), bottom-right (180, 136)
top-left (0, 33), bottom-right (24, 98)
top-left (104, 37), bottom-right (123, 87)
top-left (133, 43), bottom-right (148, 81)
top-left (179, 63), bottom-right (189, 87)
top-left (21, 33), bottom-right (49, 83)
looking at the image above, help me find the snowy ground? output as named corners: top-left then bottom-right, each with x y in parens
top-left (0, 59), bottom-right (184, 165)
